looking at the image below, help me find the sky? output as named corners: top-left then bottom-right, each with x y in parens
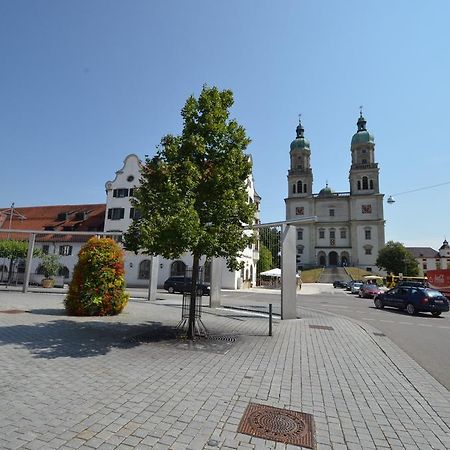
top-left (1, 0), bottom-right (449, 249)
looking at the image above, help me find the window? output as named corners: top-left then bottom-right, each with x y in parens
top-left (423, 263), bottom-right (427, 270)
top-left (365, 229), bottom-right (371, 240)
top-left (297, 180), bottom-right (303, 193)
top-left (59, 245), bottom-right (72, 256)
top-left (303, 184), bottom-right (307, 193)
top-left (319, 229), bottom-right (325, 239)
top-left (42, 245), bottom-right (49, 255)
top-left (127, 175), bottom-right (134, 182)
top-left (113, 188), bottom-right (129, 198)
top-left (129, 208), bottom-right (142, 220)
top-left (365, 247), bottom-right (372, 255)
top-left (362, 176), bottom-right (369, 190)
top-left (171, 260), bottom-right (186, 277)
top-left (129, 188), bottom-right (134, 197)
top-left (108, 208), bottom-right (125, 220)
top-left (293, 184), bottom-right (296, 194)
top-left (369, 179), bottom-right (374, 190)
top-left (329, 209), bottom-right (335, 217)
top-left (297, 245), bottom-right (304, 254)
top-left (138, 260), bottom-right (151, 279)
top-left (58, 266), bottom-right (70, 278)
top-left (340, 229), bottom-right (346, 239)
top-left (330, 229), bottom-right (336, 239)
top-left (357, 180), bottom-right (361, 190)
top-left (297, 229), bottom-right (303, 240)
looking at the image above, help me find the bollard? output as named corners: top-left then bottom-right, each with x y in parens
top-left (269, 303), bottom-right (273, 336)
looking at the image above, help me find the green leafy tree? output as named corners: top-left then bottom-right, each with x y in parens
top-left (124, 85), bottom-right (256, 339)
top-left (0, 239), bottom-right (41, 282)
top-left (376, 241), bottom-right (419, 276)
top-left (257, 244), bottom-right (273, 275)
top-left (259, 227), bottom-right (281, 268)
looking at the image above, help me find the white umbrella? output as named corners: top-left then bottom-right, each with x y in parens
top-left (260, 268), bottom-right (300, 278)
top-left (260, 268), bottom-right (281, 277)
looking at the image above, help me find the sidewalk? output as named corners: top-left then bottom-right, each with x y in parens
top-left (0, 291), bottom-right (449, 449)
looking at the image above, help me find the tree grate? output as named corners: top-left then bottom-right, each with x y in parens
top-left (0, 309), bottom-right (27, 314)
top-left (309, 325), bottom-right (334, 331)
top-left (238, 403), bottom-right (315, 448)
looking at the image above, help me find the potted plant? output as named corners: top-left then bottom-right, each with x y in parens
top-left (40, 254), bottom-right (61, 288)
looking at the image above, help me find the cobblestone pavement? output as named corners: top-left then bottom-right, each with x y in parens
top-left (0, 291), bottom-right (449, 450)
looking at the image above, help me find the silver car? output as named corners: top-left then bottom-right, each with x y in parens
top-left (351, 282), bottom-right (363, 294)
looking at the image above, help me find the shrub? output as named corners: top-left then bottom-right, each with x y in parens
top-left (65, 237), bottom-right (129, 316)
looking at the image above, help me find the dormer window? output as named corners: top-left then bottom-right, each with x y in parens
top-left (57, 212), bottom-right (68, 221)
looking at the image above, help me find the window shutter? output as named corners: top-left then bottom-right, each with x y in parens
top-left (108, 209), bottom-right (112, 219)
top-left (120, 208), bottom-right (124, 219)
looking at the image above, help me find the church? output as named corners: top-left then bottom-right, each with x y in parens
top-left (285, 113), bottom-right (385, 271)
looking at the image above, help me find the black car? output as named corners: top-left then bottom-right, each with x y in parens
top-left (374, 286), bottom-right (449, 316)
top-left (333, 280), bottom-right (347, 288)
top-left (163, 276), bottom-right (210, 296)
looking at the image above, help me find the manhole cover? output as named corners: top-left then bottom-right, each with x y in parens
top-left (309, 325), bottom-right (334, 331)
top-left (0, 309), bottom-right (27, 314)
top-left (238, 403), bottom-right (315, 448)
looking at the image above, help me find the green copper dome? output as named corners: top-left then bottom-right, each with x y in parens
top-left (351, 112), bottom-right (374, 145)
top-left (318, 183), bottom-right (334, 197)
top-left (290, 120), bottom-right (310, 150)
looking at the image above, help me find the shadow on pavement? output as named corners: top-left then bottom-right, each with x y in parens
top-left (0, 320), bottom-right (178, 359)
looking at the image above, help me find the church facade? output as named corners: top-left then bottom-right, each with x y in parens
top-left (285, 113), bottom-right (385, 271)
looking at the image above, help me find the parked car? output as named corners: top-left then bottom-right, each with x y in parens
top-left (374, 286), bottom-right (449, 316)
top-left (333, 280), bottom-right (347, 288)
top-left (358, 283), bottom-right (384, 299)
top-left (163, 276), bottom-right (210, 296)
top-left (351, 282), bottom-right (363, 294)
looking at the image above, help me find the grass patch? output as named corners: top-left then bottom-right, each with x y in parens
top-left (300, 268), bottom-right (323, 283)
top-left (345, 267), bottom-right (382, 280)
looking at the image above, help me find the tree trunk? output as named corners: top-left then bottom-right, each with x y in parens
top-left (187, 253), bottom-right (201, 340)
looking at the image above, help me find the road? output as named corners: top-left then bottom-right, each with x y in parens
top-left (213, 286), bottom-right (450, 392)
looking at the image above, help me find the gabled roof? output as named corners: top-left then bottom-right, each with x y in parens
top-left (406, 247), bottom-right (439, 259)
top-left (0, 204), bottom-right (106, 242)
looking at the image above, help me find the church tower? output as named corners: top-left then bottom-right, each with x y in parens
top-left (348, 111), bottom-right (380, 194)
top-left (287, 118), bottom-right (313, 198)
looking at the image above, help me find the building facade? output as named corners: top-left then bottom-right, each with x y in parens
top-left (285, 113), bottom-right (385, 271)
top-left (407, 239), bottom-right (450, 275)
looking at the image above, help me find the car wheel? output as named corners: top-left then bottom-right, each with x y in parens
top-left (168, 287), bottom-right (175, 294)
top-left (374, 298), bottom-right (384, 309)
top-left (432, 311), bottom-right (442, 317)
top-left (406, 303), bottom-right (416, 315)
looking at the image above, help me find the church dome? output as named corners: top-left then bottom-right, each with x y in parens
top-left (351, 112), bottom-right (375, 145)
top-left (290, 119), bottom-right (310, 150)
top-left (318, 183), bottom-right (334, 197)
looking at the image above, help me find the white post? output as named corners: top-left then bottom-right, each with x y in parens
top-left (147, 255), bottom-right (159, 301)
top-left (22, 233), bottom-right (36, 293)
top-left (209, 257), bottom-right (222, 307)
top-left (281, 224), bottom-right (297, 319)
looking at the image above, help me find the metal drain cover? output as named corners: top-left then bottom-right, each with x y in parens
top-left (238, 403), bottom-right (315, 448)
top-left (309, 325), bottom-right (334, 331)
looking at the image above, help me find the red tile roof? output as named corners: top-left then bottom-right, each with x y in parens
top-left (0, 204), bottom-right (106, 242)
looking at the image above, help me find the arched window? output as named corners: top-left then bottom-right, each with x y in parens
top-left (362, 176), bottom-right (369, 190)
top-left (58, 266), bottom-right (69, 278)
top-left (303, 184), bottom-right (307, 193)
top-left (369, 179), bottom-right (374, 190)
top-left (171, 260), bottom-right (186, 277)
top-left (250, 265), bottom-right (254, 281)
top-left (297, 180), bottom-right (303, 193)
top-left (357, 180), bottom-right (361, 190)
top-left (138, 260), bottom-right (151, 279)
top-left (293, 184), bottom-right (296, 194)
